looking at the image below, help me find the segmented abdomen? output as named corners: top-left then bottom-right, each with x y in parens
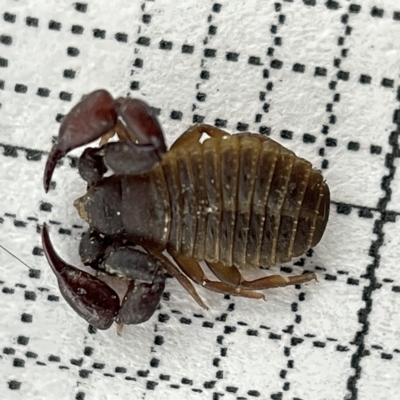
top-left (159, 133), bottom-right (330, 269)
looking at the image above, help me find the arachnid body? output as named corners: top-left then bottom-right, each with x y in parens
top-left (42, 89), bottom-right (330, 330)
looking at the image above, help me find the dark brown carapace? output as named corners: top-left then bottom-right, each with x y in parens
top-left (42, 89), bottom-right (330, 330)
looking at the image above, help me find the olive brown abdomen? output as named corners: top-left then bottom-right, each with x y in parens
top-left (159, 133), bottom-right (330, 269)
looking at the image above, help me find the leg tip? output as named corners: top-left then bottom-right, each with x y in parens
top-left (116, 323), bottom-right (124, 336)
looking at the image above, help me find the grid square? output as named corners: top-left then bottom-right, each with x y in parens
top-left (358, 350), bottom-right (400, 400)
top-left (289, 341), bottom-right (355, 400)
top-left (279, 2), bottom-right (342, 69)
top-left (349, 9), bottom-right (400, 78)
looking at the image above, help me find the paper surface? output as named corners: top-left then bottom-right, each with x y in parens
top-left (1, 1), bottom-right (400, 399)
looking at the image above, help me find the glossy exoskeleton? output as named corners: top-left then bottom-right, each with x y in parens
top-left (42, 89), bottom-right (330, 330)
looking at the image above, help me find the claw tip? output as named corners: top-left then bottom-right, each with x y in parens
top-left (43, 146), bottom-right (63, 193)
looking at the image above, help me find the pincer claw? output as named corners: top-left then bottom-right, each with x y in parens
top-left (41, 223), bottom-right (120, 329)
top-left (43, 89), bottom-right (117, 192)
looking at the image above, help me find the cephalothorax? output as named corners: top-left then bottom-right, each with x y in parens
top-left (42, 89), bottom-right (330, 330)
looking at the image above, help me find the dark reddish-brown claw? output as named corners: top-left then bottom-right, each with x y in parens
top-left (41, 223), bottom-right (120, 330)
top-left (43, 89), bottom-right (117, 192)
top-left (117, 276), bottom-right (166, 325)
top-left (116, 98), bottom-right (167, 155)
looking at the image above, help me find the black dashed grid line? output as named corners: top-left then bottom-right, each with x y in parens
top-left (190, 2), bottom-right (223, 125)
top-left (38, 4), bottom-right (148, 397)
top-left (253, 4), bottom-right (304, 397)
top-left (128, 1), bottom-right (151, 95)
top-left (0, 199), bottom-right (391, 306)
top-left (0, 206), bottom-right (387, 309)
top-left (1, 57), bottom-right (397, 110)
top-left (315, 5), bottom-right (355, 171)
top-left (345, 85), bottom-right (400, 398)
top-left (3, 10), bottom-right (130, 42)
top-left (188, 3), bottom-right (243, 390)
top-left (255, 2), bottom-right (282, 138)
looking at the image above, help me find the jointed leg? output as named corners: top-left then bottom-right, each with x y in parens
top-left (146, 249), bottom-right (209, 310)
top-left (171, 253), bottom-right (265, 300)
top-left (207, 261), bottom-right (317, 290)
top-left (170, 124), bottom-right (230, 150)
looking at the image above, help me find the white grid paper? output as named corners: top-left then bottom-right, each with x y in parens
top-left (1, 1), bottom-right (400, 399)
